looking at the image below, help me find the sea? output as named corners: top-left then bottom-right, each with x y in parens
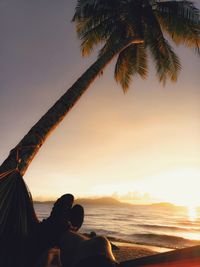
top-left (34, 203), bottom-right (200, 251)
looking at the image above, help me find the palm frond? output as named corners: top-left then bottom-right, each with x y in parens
top-left (156, 1), bottom-right (199, 23)
top-left (79, 21), bottom-right (107, 56)
top-left (155, 1), bottom-right (200, 51)
top-left (73, 0), bottom-right (121, 56)
top-left (149, 35), bottom-right (181, 84)
top-left (73, 0), bottom-right (199, 88)
top-left (144, 5), bottom-right (181, 84)
top-left (114, 44), bottom-right (148, 92)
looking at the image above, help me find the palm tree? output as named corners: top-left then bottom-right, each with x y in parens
top-left (0, 0), bottom-right (199, 177)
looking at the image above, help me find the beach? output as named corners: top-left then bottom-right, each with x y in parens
top-left (38, 242), bottom-right (157, 267)
top-left (113, 244), bottom-right (156, 262)
top-left (41, 243), bottom-right (200, 267)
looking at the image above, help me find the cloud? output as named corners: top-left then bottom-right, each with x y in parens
top-left (112, 191), bottom-right (158, 204)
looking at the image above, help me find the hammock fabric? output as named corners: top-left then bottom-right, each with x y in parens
top-left (0, 171), bottom-right (39, 267)
top-left (0, 171), bottom-right (38, 236)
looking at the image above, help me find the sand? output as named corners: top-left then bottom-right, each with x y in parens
top-left (35, 245), bottom-right (200, 267)
top-left (113, 245), bottom-right (156, 262)
top-left (35, 244), bottom-right (157, 267)
top-left (120, 245), bottom-right (200, 267)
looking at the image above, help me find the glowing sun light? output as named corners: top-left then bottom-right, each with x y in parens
top-left (187, 205), bottom-right (197, 221)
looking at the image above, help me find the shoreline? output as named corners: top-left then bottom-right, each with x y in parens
top-left (103, 235), bottom-right (172, 253)
top-left (113, 241), bottom-right (172, 253)
top-left (113, 244), bottom-right (157, 263)
top-left (111, 239), bottom-right (172, 263)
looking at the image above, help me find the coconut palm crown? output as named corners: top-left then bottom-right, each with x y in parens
top-left (73, 0), bottom-right (200, 91)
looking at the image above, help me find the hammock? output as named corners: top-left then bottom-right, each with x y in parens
top-left (0, 171), bottom-right (39, 267)
top-left (0, 170), bottom-right (38, 237)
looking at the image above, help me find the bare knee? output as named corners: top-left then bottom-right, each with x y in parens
top-left (94, 236), bottom-right (110, 248)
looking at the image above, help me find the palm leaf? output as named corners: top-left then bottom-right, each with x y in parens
top-left (115, 44), bottom-right (148, 92)
top-left (144, 4), bottom-right (181, 84)
top-left (73, 4), bottom-right (118, 56)
top-left (155, 1), bottom-right (200, 52)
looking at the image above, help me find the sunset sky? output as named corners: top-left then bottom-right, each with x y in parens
top-left (1, 0), bottom-right (200, 206)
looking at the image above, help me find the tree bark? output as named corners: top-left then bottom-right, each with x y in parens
top-left (0, 37), bottom-right (142, 177)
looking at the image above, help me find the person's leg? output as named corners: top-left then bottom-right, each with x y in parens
top-left (60, 232), bottom-right (118, 267)
top-left (50, 194), bottom-right (74, 219)
top-left (59, 230), bottom-right (87, 267)
top-left (72, 236), bottom-right (118, 267)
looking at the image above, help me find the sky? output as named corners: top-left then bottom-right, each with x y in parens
top-left (1, 0), bottom-right (200, 206)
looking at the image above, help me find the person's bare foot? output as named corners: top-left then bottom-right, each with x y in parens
top-left (69, 204), bottom-right (84, 231)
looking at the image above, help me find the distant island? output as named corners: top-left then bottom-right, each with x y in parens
top-left (34, 197), bottom-right (122, 205)
top-left (34, 197), bottom-right (186, 209)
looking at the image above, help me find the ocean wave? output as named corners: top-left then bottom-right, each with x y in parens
top-left (137, 224), bottom-right (200, 232)
top-left (82, 227), bottom-right (119, 237)
top-left (179, 220), bottom-right (200, 227)
top-left (131, 233), bottom-right (200, 249)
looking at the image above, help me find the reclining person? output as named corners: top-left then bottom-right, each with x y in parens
top-left (32, 194), bottom-right (118, 267)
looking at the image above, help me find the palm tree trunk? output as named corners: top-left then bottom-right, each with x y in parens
top-left (0, 37), bottom-right (142, 177)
